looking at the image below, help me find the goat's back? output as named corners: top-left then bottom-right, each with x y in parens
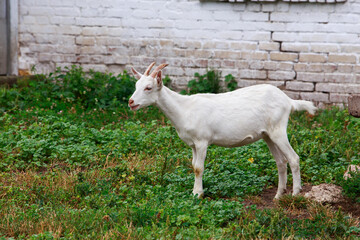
top-left (182, 84), bottom-right (293, 147)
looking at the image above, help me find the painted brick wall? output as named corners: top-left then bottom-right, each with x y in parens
top-left (18, 0), bottom-right (360, 106)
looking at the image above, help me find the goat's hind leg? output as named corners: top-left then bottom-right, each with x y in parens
top-left (264, 137), bottom-right (288, 199)
top-left (269, 132), bottom-right (301, 196)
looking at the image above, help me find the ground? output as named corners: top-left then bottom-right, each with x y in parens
top-left (243, 184), bottom-right (360, 221)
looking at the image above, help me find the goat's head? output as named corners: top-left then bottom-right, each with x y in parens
top-left (128, 62), bottom-right (168, 111)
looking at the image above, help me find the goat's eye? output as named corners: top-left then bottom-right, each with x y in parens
top-left (144, 87), bottom-right (152, 91)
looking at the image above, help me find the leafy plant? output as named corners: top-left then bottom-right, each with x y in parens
top-left (224, 74), bottom-right (237, 92)
top-left (181, 70), bottom-right (237, 95)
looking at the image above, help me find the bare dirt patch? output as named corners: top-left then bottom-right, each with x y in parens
top-left (243, 184), bottom-right (360, 220)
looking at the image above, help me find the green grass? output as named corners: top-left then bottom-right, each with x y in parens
top-left (0, 67), bottom-right (359, 239)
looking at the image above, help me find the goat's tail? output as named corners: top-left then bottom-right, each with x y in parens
top-left (291, 100), bottom-right (317, 115)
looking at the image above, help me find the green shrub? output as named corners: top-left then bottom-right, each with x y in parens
top-left (1, 65), bottom-right (137, 112)
top-left (181, 70), bottom-right (237, 94)
top-left (29, 65), bottom-right (136, 110)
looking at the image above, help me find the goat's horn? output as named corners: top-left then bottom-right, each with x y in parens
top-left (150, 63), bottom-right (169, 78)
top-left (144, 62), bottom-right (156, 76)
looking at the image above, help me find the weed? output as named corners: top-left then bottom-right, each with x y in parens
top-left (277, 195), bottom-right (309, 211)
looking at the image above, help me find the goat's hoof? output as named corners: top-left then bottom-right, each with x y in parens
top-left (193, 191), bottom-right (204, 199)
top-left (274, 193), bottom-right (282, 200)
top-left (274, 189), bottom-right (286, 199)
top-left (292, 190), bottom-right (301, 196)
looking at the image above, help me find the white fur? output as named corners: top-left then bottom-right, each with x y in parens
top-left (129, 64), bottom-right (317, 199)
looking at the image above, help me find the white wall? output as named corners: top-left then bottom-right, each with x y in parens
top-left (18, 0), bottom-right (360, 105)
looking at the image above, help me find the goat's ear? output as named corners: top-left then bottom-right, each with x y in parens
top-left (131, 67), bottom-right (142, 80)
top-left (156, 71), bottom-right (163, 88)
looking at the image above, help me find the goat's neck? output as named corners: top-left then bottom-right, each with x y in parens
top-left (155, 86), bottom-right (189, 130)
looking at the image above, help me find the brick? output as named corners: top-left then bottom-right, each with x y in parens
top-left (242, 32), bottom-right (271, 41)
top-left (300, 92), bottom-right (329, 102)
top-left (322, 64), bottom-right (337, 73)
top-left (239, 69), bottom-right (267, 79)
top-left (272, 32), bottom-right (298, 42)
top-left (50, 16), bottom-right (76, 25)
top-left (297, 72), bottom-right (325, 82)
top-left (286, 23), bottom-right (315, 32)
top-left (82, 27), bottom-right (108, 36)
top-left (237, 80), bottom-right (259, 88)
top-left (221, 60), bottom-right (236, 68)
top-left (104, 55), bottom-right (129, 65)
top-left (324, 73), bottom-right (356, 83)
top-left (264, 61), bottom-right (294, 71)
top-left (355, 66), bottom-right (360, 73)
top-left (294, 63), bottom-right (307, 72)
top-left (248, 61), bottom-right (264, 70)
top-left (281, 43), bottom-right (309, 52)
top-left (214, 41), bottom-right (230, 50)
top-left (286, 81), bottom-right (314, 91)
top-left (235, 61), bottom-right (250, 69)
top-left (241, 12), bottom-right (269, 21)
top-left (326, 33), bottom-right (359, 44)
top-left (262, 4), bottom-right (275, 12)
top-left (299, 53), bottom-right (326, 63)
top-left (175, 40), bottom-right (201, 49)
top-left (337, 64), bottom-right (353, 73)
top-left (212, 10), bottom-right (238, 21)
top-left (195, 59), bottom-right (209, 68)
top-left (328, 54), bottom-right (357, 64)
top-left (241, 51), bottom-right (268, 60)
top-left (277, 62), bottom-right (294, 71)
top-left (329, 14), bottom-right (360, 23)
top-left (311, 44), bottom-right (339, 53)
top-left (268, 71), bottom-right (296, 80)
top-left (276, 2), bottom-right (290, 12)
top-left (284, 90), bottom-right (300, 100)
top-left (53, 7), bottom-right (80, 17)
top-left (306, 64), bottom-right (323, 72)
top-left (55, 26), bottom-right (82, 35)
top-left (237, 79), bottom-right (284, 88)
top-left (75, 36), bottom-right (95, 46)
top-left (208, 60), bottom-right (222, 68)
top-left (271, 12), bottom-right (328, 22)
top-left (230, 42), bottom-right (257, 50)
top-left (330, 93), bottom-right (349, 104)
top-left (214, 51), bottom-right (241, 59)
top-left (259, 42), bottom-right (280, 51)
top-left (316, 83), bottom-right (360, 93)
top-left (341, 45), bottom-right (360, 53)
top-left (270, 52), bottom-right (298, 61)
top-left (246, 4), bottom-right (262, 12)
top-left (27, 7), bottom-right (54, 16)
top-left (81, 64), bottom-right (107, 72)
top-left (38, 53), bottom-right (52, 62)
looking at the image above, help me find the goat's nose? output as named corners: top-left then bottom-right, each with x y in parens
top-left (129, 99), bottom-right (134, 105)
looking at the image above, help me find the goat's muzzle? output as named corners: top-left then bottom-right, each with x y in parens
top-left (128, 99), bottom-right (139, 111)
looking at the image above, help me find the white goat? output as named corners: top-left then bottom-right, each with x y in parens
top-left (128, 62), bottom-right (317, 199)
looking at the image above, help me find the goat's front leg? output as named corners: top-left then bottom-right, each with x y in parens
top-left (192, 142), bottom-right (208, 198)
